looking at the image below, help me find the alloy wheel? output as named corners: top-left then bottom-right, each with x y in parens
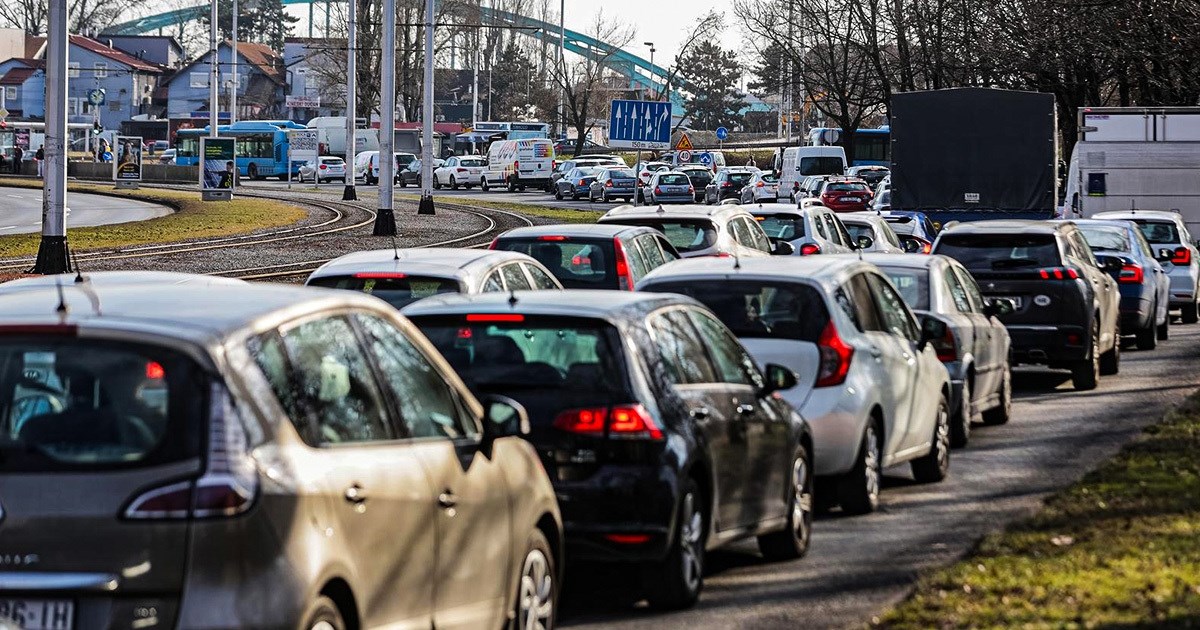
top-left (935, 401), bottom-right (951, 473)
top-left (863, 424), bottom-right (881, 505)
top-left (792, 456), bottom-right (813, 544)
top-left (311, 623), bottom-right (336, 630)
top-left (679, 491), bottom-right (704, 593)
top-left (518, 548), bottom-right (554, 630)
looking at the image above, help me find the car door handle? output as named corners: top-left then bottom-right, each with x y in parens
top-left (344, 484), bottom-right (366, 504)
top-left (437, 492), bottom-right (458, 509)
top-left (690, 407), bottom-right (710, 420)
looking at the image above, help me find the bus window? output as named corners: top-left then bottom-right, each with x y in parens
top-left (176, 136), bottom-right (198, 158)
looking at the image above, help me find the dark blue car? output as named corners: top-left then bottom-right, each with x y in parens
top-left (881, 211), bottom-right (939, 253)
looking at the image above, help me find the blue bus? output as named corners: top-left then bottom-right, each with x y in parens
top-left (175, 120), bottom-right (308, 179)
top-left (808, 127), bottom-right (890, 166)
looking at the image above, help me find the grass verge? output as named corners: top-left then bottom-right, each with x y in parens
top-left (879, 390), bottom-right (1200, 628)
top-left (0, 178), bottom-right (307, 259)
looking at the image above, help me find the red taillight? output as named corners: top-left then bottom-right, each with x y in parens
top-left (0, 324), bottom-right (78, 336)
top-left (1038, 267), bottom-right (1079, 280)
top-left (1119, 263), bottom-right (1144, 284)
top-left (457, 168), bottom-right (467, 173)
top-left (1172, 247), bottom-right (1191, 265)
top-left (146, 361), bottom-right (165, 380)
top-left (688, 186), bottom-right (695, 194)
top-left (353, 272), bottom-right (407, 279)
top-left (605, 534), bottom-right (652, 544)
top-left (756, 181), bottom-right (765, 187)
top-left (537, 235), bottom-right (568, 241)
top-left (457, 327), bottom-right (473, 339)
top-left (605, 180), bottom-right (613, 187)
top-left (553, 404), bottom-right (663, 440)
top-left (721, 182), bottom-right (731, 188)
top-left (614, 237), bottom-right (635, 291)
top-left (800, 243), bottom-right (821, 256)
top-left (655, 186), bottom-right (662, 195)
top-left (319, 164), bottom-right (327, 170)
top-left (921, 240), bottom-right (932, 254)
top-left (815, 321), bottom-right (853, 387)
top-left (514, 160), bottom-right (519, 170)
top-left (578, 179), bottom-right (587, 186)
top-left (932, 325), bottom-right (957, 362)
top-left (465, 313), bottom-right (525, 322)
top-left (488, 237), bottom-right (499, 249)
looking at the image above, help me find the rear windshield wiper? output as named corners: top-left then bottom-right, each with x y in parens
top-left (991, 258), bottom-right (1043, 270)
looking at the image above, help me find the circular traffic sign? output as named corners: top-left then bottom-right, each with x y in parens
top-left (699, 152), bottom-right (713, 166)
top-left (678, 150), bottom-right (692, 163)
top-left (715, 127), bottom-right (729, 141)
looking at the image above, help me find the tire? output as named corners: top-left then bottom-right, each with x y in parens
top-left (507, 176), bottom-right (518, 193)
top-left (1158, 311), bottom-right (1170, 340)
top-left (837, 420), bottom-right (882, 515)
top-left (642, 478), bottom-right (705, 610)
top-left (247, 163), bottom-right (259, 180)
top-left (366, 174), bottom-right (376, 186)
top-left (756, 445), bottom-right (814, 561)
top-left (601, 191), bottom-right (609, 203)
top-left (911, 394), bottom-right (951, 483)
top-left (398, 179), bottom-right (407, 188)
top-left (301, 595), bottom-right (346, 630)
top-left (1100, 320), bottom-right (1120, 375)
top-left (450, 176), bottom-right (458, 190)
top-left (433, 176), bottom-right (441, 190)
top-left (1137, 304), bottom-right (1158, 350)
top-left (481, 177), bottom-right (490, 192)
top-left (950, 377), bottom-right (972, 448)
top-left (1071, 319), bottom-right (1100, 391)
top-left (513, 529), bottom-right (557, 630)
top-left (1183, 299), bottom-right (1199, 324)
top-left (980, 362), bottom-right (1012, 426)
top-left (554, 188), bottom-right (563, 201)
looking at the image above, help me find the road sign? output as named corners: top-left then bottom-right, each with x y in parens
top-left (678, 150), bottom-right (692, 163)
top-left (715, 127), bottom-right (729, 141)
top-left (698, 152), bottom-right (713, 166)
top-left (288, 129), bottom-right (319, 162)
top-left (87, 89), bottom-right (106, 106)
top-left (675, 133), bottom-right (694, 151)
top-left (608, 99), bottom-right (672, 150)
top-left (0, 108), bottom-right (8, 120)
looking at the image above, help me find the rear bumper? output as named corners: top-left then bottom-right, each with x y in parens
top-left (1006, 324), bottom-right (1088, 365)
top-left (794, 385), bottom-right (870, 477)
top-left (557, 464), bottom-right (680, 562)
top-left (1119, 295), bottom-right (1154, 331)
top-left (653, 194), bottom-right (694, 204)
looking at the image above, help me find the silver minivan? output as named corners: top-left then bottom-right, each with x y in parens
top-left (0, 273), bottom-right (562, 630)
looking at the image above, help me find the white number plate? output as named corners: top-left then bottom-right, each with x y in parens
top-left (0, 599), bottom-right (73, 630)
top-left (839, 196), bottom-right (857, 202)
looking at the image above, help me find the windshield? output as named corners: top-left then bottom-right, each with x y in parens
top-left (396, 154), bottom-right (417, 166)
top-left (755, 215), bottom-right (805, 240)
top-left (936, 234), bottom-right (1062, 270)
top-left (1079, 226), bottom-right (1131, 253)
top-left (0, 339), bottom-right (202, 472)
top-left (1131, 220), bottom-right (1181, 245)
top-left (493, 238), bottom-right (618, 290)
top-left (799, 156), bottom-right (844, 176)
top-left (621, 220), bottom-right (717, 253)
top-left (642, 281), bottom-right (830, 341)
top-left (880, 268), bottom-right (930, 310)
top-left (307, 275), bottom-right (461, 309)
top-left (659, 174), bottom-right (691, 186)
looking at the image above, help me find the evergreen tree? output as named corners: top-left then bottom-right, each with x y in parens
top-left (677, 41), bottom-right (747, 130)
top-left (748, 42), bottom-right (786, 96)
top-left (201, 0), bottom-right (299, 53)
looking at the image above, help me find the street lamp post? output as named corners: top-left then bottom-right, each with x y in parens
top-left (33, 0), bottom-right (70, 274)
top-left (231, 0), bottom-right (238, 124)
top-left (643, 41), bottom-right (655, 99)
top-left (558, 0), bottom-right (565, 139)
top-left (343, 0), bottom-right (357, 200)
top-left (209, 0), bottom-right (219, 138)
top-left (372, 0), bottom-right (396, 235)
top-left (417, 0), bottom-right (435, 215)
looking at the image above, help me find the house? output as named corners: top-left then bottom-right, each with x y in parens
top-left (37, 35), bottom-right (166, 130)
top-left (0, 61), bottom-right (45, 119)
top-left (164, 41), bottom-right (286, 121)
top-left (99, 35), bottom-right (185, 69)
top-left (283, 37), bottom-right (345, 122)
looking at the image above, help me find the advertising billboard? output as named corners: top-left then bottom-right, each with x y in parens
top-left (114, 135), bottom-right (143, 181)
top-left (200, 137), bottom-right (237, 191)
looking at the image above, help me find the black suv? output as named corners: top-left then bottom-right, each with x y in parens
top-left (933, 220), bottom-right (1121, 390)
top-left (404, 291), bottom-right (814, 610)
top-left (704, 168), bottom-right (757, 204)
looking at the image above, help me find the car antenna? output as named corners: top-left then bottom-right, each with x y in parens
top-left (656, 204), bottom-right (665, 214)
top-left (508, 287), bottom-right (519, 308)
top-left (71, 248), bottom-right (85, 284)
top-left (390, 235), bottom-right (401, 260)
top-left (733, 248), bottom-right (741, 270)
top-left (54, 277), bottom-right (69, 318)
top-left (1130, 199), bottom-right (1137, 215)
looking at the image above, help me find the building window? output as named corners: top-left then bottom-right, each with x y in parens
top-left (5, 87), bottom-right (15, 101)
top-left (190, 72), bottom-right (209, 88)
top-left (68, 62), bottom-right (80, 78)
top-left (67, 97), bottom-right (81, 115)
top-left (109, 100), bottom-right (121, 112)
top-left (94, 62), bottom-right (108, 78)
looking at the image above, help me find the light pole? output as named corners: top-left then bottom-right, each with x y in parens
top-left (643, 41), bottom-right (655, 99)
top-left (33, 0), bottom-right (70, 274)
top-left (417, 0), bottom-right (435, 215)
top-left (231, 0), bottom-right (238, 124)
top-left (558, 0), bottom-right (565, 139)
top-left (372, 0), bottom-right (396, 235)
top-left (209, 0), bottom-right (219, 138)
top-left (343, 0), bottom-right (357, 200)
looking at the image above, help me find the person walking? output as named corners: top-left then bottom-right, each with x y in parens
top-left (35, 145), bottom-right (44, 178)
top-left (11, 146), bottom-right (22, 174)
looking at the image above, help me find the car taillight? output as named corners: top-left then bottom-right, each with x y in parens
top-left (921, 240), bottom-right (932, 254)
top-left (815, 320), bottom-right (853, 387)
top-left (614, 237), bottom-right (635, 291)
top-left (514, 161), bottom-right (519, 170)
top-left (1172, 247), bottom-right (1191, 265)
top-left (1038, 267), bottom-right (1080, 280)
top-left (457, 167), bottom-right (467, 173)
top-left (756, 182), bottom-right (765, 187)
top-left (721, 182), bottom-right (731, 188)
top-left (353, 272), bottom-right (407, 279)
top-left (488, 237), bottom-right (499, 249)
top-left (125, 383), bottom-right (257, 520)
top-left (931, 325), bottom-right (957, 362)
top-left (553, 404), bottom-right (663, 440)
top-left (605, 180), bottom-right (613, 187)
top-left (688, 186), bottom-right (695, 194)
top-left (800, 243), bottom-right (821, 255)
top-left (319, 164), bottom-right (327, 170)
top-left (578, 179), bottom-right (587, 186)
top-left (1119, 263), bottom-right (1144, 284)
top-left (655, 186), bottom-right (662, 195)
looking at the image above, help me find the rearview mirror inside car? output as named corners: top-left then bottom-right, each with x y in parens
top-left (917, 316), bottom-right (948, 351)
top-left (983, 298), bottom-right (1016, 318)
top-left (763, 363), bottom-right (798, 394)
top-left (856, 235), bottom-right (875, 250)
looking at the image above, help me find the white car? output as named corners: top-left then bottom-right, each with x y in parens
top-left (838, 212), bottom-right (907, 253)
top-left (639, 256), bottom-right (953, 514)
top-left (433, 155), bottom-right (487, 189)
top-left (299, 156), bottom-right (348, 183)
top-left (636, 161), bottom-right (670, 186)
top-left (739, 172), bottom-right (782, 203)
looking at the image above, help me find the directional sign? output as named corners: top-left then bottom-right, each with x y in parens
top-left (0, 108), bottom-right (8, 120)
top-left (698, 152), bottom-right (713, 166)
top-left (715, 127), bottom-right (729, 141)
top-left (675, 133), bottom-right (694, 151)
top-left (608, 99), bottom-right (672, 150)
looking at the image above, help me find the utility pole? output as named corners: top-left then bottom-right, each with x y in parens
top-left (558, 0), bottom-right (565, 139)
top-left (209, 0), bottom-right (219, 138)
top-left (373, 0), bottom-right (397, 234)
top-left (643, 42), bottom-right (655, 98)
top-left (33, 0), bottom-right (70, 274)
top-left (231, 0), bottom-right (238, 124)
top-left (418, 0), bottom-right (436, 215)
top-left (343, 0), bottom-right (357, 200)
top-left (471, 0), bottom-right (480, 127)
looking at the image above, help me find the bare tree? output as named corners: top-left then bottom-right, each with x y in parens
top-left (0, 0), bottom-right (139, 35)
top-left (551, 10), bottom-right (633, 156)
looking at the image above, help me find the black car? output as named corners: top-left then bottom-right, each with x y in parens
top-left (403, 291), bottom-right (814, 610)
top-left (677, 166), bottom-right (714, 202)
top-left (704, 169), bottom-right (757, 204)
top-left (491, 224), bottom-right (681, 290)
top-left (554, 167), bottom-right (602, 200)
top-left (933, 220), bottom-right (1121, 391)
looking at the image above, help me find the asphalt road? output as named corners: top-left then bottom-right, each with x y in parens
top-left (555, 325), bottom-right (1200, 629)
top-left (0, 186), bottom-right (172, 235)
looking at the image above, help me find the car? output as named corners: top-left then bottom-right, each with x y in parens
top-left (403, 290), bottom-right (814, 609)
top-left (704, 168), bottom-right (758, 204)
top-left (554, 166), bottom-right (603, 201)
top-left (838, 212), bottom-right (907, 253)
top-left (677, 165), bottom-right (715, 202)
top-left (636, 160), bottom-right (671, 186)
top-left (599, 203), bottom-right (795, 258)
top-left (845, 165), bottom-right (890, 187)
top-left (646, 171), bottom-right (698, 205)
top-left (482, 138), bottom-right (556, 192)
top-left (588, 166), bottom-right (639, 203)
top-left (815, 178), bottom-right (874, 212)
top-left (637, 256), bottom-right (953, 515)
top-left (298, 156), bottom-right (348, 183)
top-left (933, 220), bottom-right (1121, 391)
top-left (433, 155), bottom-right (487, 189)
top-left (157, 148), bottom-right (177, 164)
top-left (881, 211), bottom-right (939, 254)
top-left (150, 139), bottom-right (170, 153)
top-left (1092, 210), bottom-right (1200, 324)
top-left (354, 150), bottom-right (416, 185)
top-left (791, 174), bottom-right (836, 203)
top-left (550, 158), bottom-right (611, 191)
top-left (738, 172), bottom-right (782, 204)
top-left (491, 224), bottom-right (681, 290)
top-left (572, 153), bottom-right (625, 166)
top-left (0, 273), bottom-right (563, 630)
top-left (746, 204), bottom-right (859, 256)
top-left (554, 139), bottom-right (610, 155)
top-left (305, 248), bottom-right (562, 308)
top-left (871, 188), bottom-right (891, 212)
top-left (1068, 219), bottom-right (1171, 349)
top-left (397, 157), bottom-right (446, 187)
top-left (865, 254), bottom-right (1015, 447)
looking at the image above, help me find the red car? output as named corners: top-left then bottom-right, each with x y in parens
top-left (818, 178), bottom-right (874, 212)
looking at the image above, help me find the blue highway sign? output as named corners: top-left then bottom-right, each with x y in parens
top-left (608, 100), bottom-right (672, 150)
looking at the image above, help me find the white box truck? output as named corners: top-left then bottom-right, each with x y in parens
top-left (305, 116), bottom-right (379, 157)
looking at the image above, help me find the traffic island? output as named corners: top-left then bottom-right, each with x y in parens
top-left (878, 390), bottom-right (1200, 628)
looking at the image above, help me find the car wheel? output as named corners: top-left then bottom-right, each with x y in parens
top-left (642, 478), bottom-right (705, 610)
top-left (950, 377), bottom-right (971, 448)
top-left (398, 178), bottom-right (407, 188)
top-left (1158, 310), bottom-right (1170, 340)
top-left (507, 176), bottom-right (518, 193)
top-left (911, 394), bottom-right (951, 483)
top-left (366, 175), bottom-right (376, 186)
top-left (1183, 299), bottom-right (1200, 324)
top-left (1137, 303), bottom-right (1158, 350)
top-left (450, 176), bottom-right (458, 190)
top-left (247, 163), bottom-right (259, 180)
top-left (514, 529), bottom-right (557, 630)
top-left (302, 595), bottom-right (346, 630)
top-left (601, 191), bottom-right (609, 203)
top-left (756, 445), bottom-right (813, 561)
top-left (1071, 319), bottom-right (1100, 391)
top-left (554, 188), bottom-right (563, 201)
top-left (481, 177), bottom-right (490, 191)
top-left (837, 420), bottom-right (882, 515)
top-left (1100, 320), bottom-right (1120, 375)
top-left (433, 176), bottom-right (441, 190)
top-left (980, 362), bottom-right (1012, 426)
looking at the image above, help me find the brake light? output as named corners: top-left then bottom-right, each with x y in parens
top-left (1172, 247), bottom-right (1191, 265)
top-left (655, 186), bottom-right (662, 195)
top-left (756, 182), bottom-right (765, 187)
top-left (921, 240), bottom-right (932, 254)
top-left (605, 534), bottom-right (652, 544)
top-left (145, 361), bottom-right (165, 380)
top-left (815, 321), bottom-right (853, 387)
top-left (688, 186), bottom-right (695, 194)
top-left (606, 180), bottom-right (613, 187)
top-left (319, 164), bottom-right (327, 170)
top-left (488, 238), bottom-right (499, 249)
top-left (353, 272), bottom-right (407, 279)
top-left (0, 324), bottom-right (79, 336)
top-left (578, 179), bottom-right (587, 186)
top-left (465, 313), bottom-right (525, 322)
top-left (457, 167), bottom-right (467, 173)
top-left (514, 161), bottom-right (519, 170)
top-left (931, 325), bottom-right (957, 362)
top-left (721, 182), bottom-right (731, 188)
top-left (613, 237), bottom-right (635, 291)
top-left (1119, 263), bottom-right (1144, 284)
top-left (537, 235), bottom-right (568, 241)
top-left (800, 243), bottom-right (821, 256)
top-left (552, 404), bottom-right (663, 440)
top-left (1038, 267), bottom-right (1079, 280)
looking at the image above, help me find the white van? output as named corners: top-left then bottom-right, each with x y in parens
top-left (306, 116), bottom-right (380, 156)
top-left (481, 139), bottom-right (556, 191)
top-left (353, 151), bottom-right (417, 185)
top-left (779, 146), bottom-right (848, 201)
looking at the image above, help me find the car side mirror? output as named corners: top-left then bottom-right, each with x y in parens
top-left (902, 237), bottom-right (921, 253)
top-left (856, 235), bottom-right (875, 250)
top-left (1157, 248), bottom-right (1175, 263)
top-left (770, 239), bottom-right (795, 256)
top-left (917, 316), bottom-right (948, 351)
top-left (982, 298), bottom-right (1015, 318)
top-left (480, 394), bottom-right (530, 449)
top-left (1095, 254), bottom-right (1124, 275)
top-left (762, 363), bottom-right (798, 394)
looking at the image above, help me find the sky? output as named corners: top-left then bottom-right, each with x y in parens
top-left (557, 0), bottom-right (744, 64)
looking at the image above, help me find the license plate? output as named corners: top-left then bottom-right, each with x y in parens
top-left (0, 599), bottom-right (73, 630)
top-left (839, 196), bottom-right (857, 202)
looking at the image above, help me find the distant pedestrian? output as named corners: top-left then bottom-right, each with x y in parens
top-left (746, 156), bottom-right (757, 168)
top-left (12, 146), bottom-right (22, 174)
top-left (35, 145), bottom-right (44, 178)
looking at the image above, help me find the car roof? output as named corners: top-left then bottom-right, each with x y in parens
top-left (497, 224), bottom-right (656, 239)
top-left (0, 271), bottom-right (248, 293)
top-left (600, 203), bottom-right (747, 221)
top-left (838, 212), bottom-right (889, 225)
top-left (638, 255), bottom-right (873, 290)
top-left (938, 219), bottom-right (1065, 235)
top-left (743, 204), bottom-right (804, 217)
top-left (1093, 210), bottom-right (1181, 222)
top-left (308, 248), bottom-right (534, 280)
top-left (860, 252), bottom-right (945, 270)
top-left (401, 289), bottom-right (692, 320)
top-left (1062, 219), bottom-right (1137, 231)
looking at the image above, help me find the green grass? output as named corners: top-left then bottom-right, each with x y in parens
top-left (0, 178), bottom-right (307, 259)
top-left (879, 391), bottom-right (1200, 629)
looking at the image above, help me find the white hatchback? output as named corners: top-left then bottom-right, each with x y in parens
top-left (433, 155), bottom-right (487, 189)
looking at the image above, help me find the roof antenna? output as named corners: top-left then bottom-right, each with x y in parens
top-left (733, 248), bottom-right (741, 270)
top-left (390, 234), bottom-right (400, 260)
top-left (508, 287), bottom-right (519, 308)
top-left (1130, 199), bottom-right (1137, 215)
top-left (54, 278), bottom-right (69, 318)
top-left (71, 248), bottom-right (85, 284)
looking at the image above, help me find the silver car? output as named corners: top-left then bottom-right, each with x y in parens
top-left (646, 171), bottom-right (697, 205)
top-left (1092, 210), bottom-right (1200, 323)
top-left (0, 273), bottom-right (563, 630)
top-left (639, 256), bottom-right (953, 515)
top-left (598, 203), bottom-right (794, 258)
top-left (746, 204), bottom-right (859, 256)
top-left (306, 248), bottom-right (562, 309)
top-left (839, 212), bottom-right (907, 253)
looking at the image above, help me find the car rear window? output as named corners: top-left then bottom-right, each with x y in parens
top-left (642, 281), bottom-right (830, 342)
top-left (1079, 226), bottom-right (1131, 253)
top-left (843, 222), bottom-right (876, 243)
top-left (321, 157), bottom-right (343, 164)
top-left (879, 268), bottom-right (930, 310)
top-left (494, 238), bottom-right (618, 289)
top-left (799, 156), bottom-right (844, 176)
top-left (460, 158), bottom-right (485, 167)
top-left (0, 339), bottom-right (202, 472)
top-left (659, 174), bottom-right (691, 186)
top-left (728, 173), bottom-right (753, 186)
top-left (619, 220), bottom-right (718, 254)
top-left (761, 174), bottom-right (779, 183)
top-left (755, 215), bottom-right (805, 240)
top-left (827, 182), bottom-right (868, 192)
top-left (1131, 220), bottom-right (1180, 245)
top-left (885, 216), bottom-right (915, 235)
top-left (308, 275), bottom-right (461, 309)
top-left (936, 234), bottom-right (1062, 270)
top-left (607, 169), bottom-right (636, 179)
